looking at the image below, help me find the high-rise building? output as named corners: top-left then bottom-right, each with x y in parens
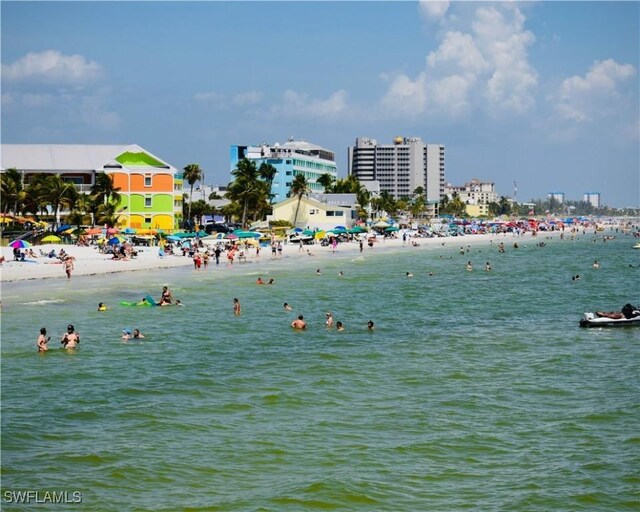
top-left (548, 192), bottom-right (565, 204)
top-left (230, 139), bottom-right (338, 204)
top-left (583, 192), bottom-right (601, 208)
top-left (347, 136), bottom-right (444, 210)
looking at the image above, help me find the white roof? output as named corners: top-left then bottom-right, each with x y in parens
top-left (280, 140), bottom-right (328, 152)
top-left (0, 144), bottom-right (174, 172)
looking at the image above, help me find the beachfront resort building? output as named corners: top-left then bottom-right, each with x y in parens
top-left (548, 192), bottom-right (565, 204)
top-left (0, 144), bottom-right (182, 230)
top-left (347, 136), bottom-right (445, 217)
top-left (583, 192), bottom-right (601, 208)
top-left (444, 178), bottom-right (498, 217)
top-left (269, 193), bottom-right (358, 231)
top-left (230, 139), bottom-right (339, 204)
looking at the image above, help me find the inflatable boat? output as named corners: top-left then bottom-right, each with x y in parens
top-left (579, 312), bottom-right (640, 327)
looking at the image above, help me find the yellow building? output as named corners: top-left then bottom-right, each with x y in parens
top-left (270, 195), bottom-right (356, 230)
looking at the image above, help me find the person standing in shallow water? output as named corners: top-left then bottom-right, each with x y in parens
top-left (233, 298), bottom-right (241, 316)
top-left (37, 327), bottom-right (49, 352)
top-left (61, 324), bottom-right (80, 349)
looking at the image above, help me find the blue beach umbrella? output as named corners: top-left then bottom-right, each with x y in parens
top-left (107, 235), bottom-right (126, 245)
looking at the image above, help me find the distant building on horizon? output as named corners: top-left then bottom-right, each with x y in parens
top-left (583, 192), bottom-right (601, 208)
top-left (347, 136), bottom-right (444, 217)
top-left (548, 192), bottom-right (565, 204)
top-left (229, 139), bottom-right (338, 204)
top-left (444, 178), bottom-right (498, 217)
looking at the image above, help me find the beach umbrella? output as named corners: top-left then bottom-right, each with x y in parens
top-left (373, 221), bottom-right (390, 228)
top-left (226, 233), bottom-right (239, 239)
top-left (123, 227), bottom-right (137, 234)
top-left (84, 227), bottom-right (103, 235)
top-left (233, 230), bottom-right (261, 239)
top-left (107, 235), bottom-right (126, 245)
top-left (385, 226), bottom-right (399, 232)
top-left (166, 235), bottom-right (182, 242)
top-left (314, 230), bottom-right (326, 240)
top-left (41, 235), bottom-right (62, 243)
top-left (333, 225), bottom-right (347, 231)
top-left (348, 226), bottom-right (367, 234)
top-left (106, 227), bottom-right (119, 235)
top-left (9, 239), bottom-right (32, 249)
top-left (55, 224), bottom-right (72, 233)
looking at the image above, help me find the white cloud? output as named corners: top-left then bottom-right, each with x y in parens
top-left (472, 6), bottom-right (537, 114)
top-left (381, 3), bottom-right (537, 118)
top-left (380, 73), bottom-right (427, 117)
top-left (273, 90), bottom-right (349, 119)
top-left (555, 59), bottom-right (636, 122)
top-left (427, 31), bottom-right (489, 75)
top-left (1, 50), bottom-right (103, 84)
top-left (419, 0), bottom-right (450, 20)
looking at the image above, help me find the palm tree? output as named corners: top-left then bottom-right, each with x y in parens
top-left (317, 173), bottom-right (335, 193)
top-left (290, 174), bottom-right (310, 228)
top-left (91, 173), bottom-right (121, 206)
top-left (0, 169), bottom-right (23, 228)
top-left (96, 201), bottom-right (124, 229)
top-left (228, 159), bottom-right (262, 228)
top-left (42, 175), bottom-right (78, 229)
top-left (258, 162), bottom-right (278, 204)
top-left (183, 163), bottom-right (203, 228)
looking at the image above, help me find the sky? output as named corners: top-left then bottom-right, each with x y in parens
top-left (1, 1), bottom-right (638, 207)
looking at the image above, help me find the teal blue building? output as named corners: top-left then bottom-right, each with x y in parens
top-left (230, 139), bottom-right (338, 203)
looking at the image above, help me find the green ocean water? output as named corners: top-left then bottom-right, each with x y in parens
top-left (1, 231), bottom-right (639, 511)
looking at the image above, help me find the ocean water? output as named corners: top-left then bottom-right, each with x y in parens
top-left (1, 231), bottom-right (639, 511)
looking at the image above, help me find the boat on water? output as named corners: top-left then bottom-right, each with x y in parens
top-left (580, 312), bottom-right (640, 327)
top-left (633, 243), bottom-right (640, 249)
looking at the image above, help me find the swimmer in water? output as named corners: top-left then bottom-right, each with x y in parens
top-left (283, 302), bottom-right (293, 311)
top-left (291, 315), bottom-right (307, 329)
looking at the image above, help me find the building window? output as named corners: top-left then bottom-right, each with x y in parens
top-left (286, 171), bottom-right (292, 176)
top-left (145, 217), bottom-right (152, 224)
top-left (145, 196), bottom-right (152, 207)
top-left (144, 174), bottom-right (152, 187)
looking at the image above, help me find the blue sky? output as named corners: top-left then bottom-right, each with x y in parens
top-left (2, 1), bottom-right (638, 207)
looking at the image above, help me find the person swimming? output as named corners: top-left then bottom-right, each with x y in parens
top-left (97, 302), bottom-right (107, 311)
top-left (291, 315), bottom-right (306, 329)
top-left (283, 302), bottom-right (293, 311)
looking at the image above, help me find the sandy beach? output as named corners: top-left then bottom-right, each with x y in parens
top-left (0, 230), bottom-right (562, 283)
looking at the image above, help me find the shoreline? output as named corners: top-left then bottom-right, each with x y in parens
top-left (0, 230), bottom-right (572, 285)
